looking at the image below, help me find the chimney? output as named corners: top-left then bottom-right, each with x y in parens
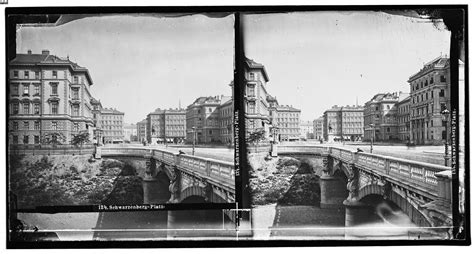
top-left (27, 50), bottom-right (32, 55)
top-left (41, 50), bottom-right (50, 55)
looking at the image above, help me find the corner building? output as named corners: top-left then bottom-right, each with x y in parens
top-left (8, 50), bottom-right (96, 145)
top-left (408, 56), bottom-right (451, 145)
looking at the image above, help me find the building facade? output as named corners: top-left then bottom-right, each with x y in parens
top-left (147, 108), bottom-right (186, 144)
top-left (100, 108), bottom-right (124, 144)
top-left (396, 96), bottom-right (411, 142)
top-left (313, 116), bottom-right (324, 141)
top-left (323, 105), bottom-right (364, 142)
top-left (300, 120), bottom-right (314, 139)
top-left (274, 105), bottom-right (301, 141)
top-left (244, 58), bottom-right (271, 139)
top-left (186, 96), bottom-right (229, 144)
top-left (408, 56), bottom-right (450, 145)
top-left (8, 50), bottom-right (95, 146)
top-left (137, 119), bottom-right (147, 143)
top-left (363, 93), bottom-right (403, 142)
top-left (123, 123), bottom-right (138, 142)
top-left (218, 97), bottom-right (234, 145)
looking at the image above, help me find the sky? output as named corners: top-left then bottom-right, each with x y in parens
top-left (17, 14), bottom-right (234, 124)
top-left (243, 11), bottom-right (451, 121)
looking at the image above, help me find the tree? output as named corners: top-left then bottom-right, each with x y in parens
top-left (71, 131), bottom-right (90, 148)
top-left (41, 132), bottom-right (66, 146)
top-left (247, 129), bottom-right (266, 153)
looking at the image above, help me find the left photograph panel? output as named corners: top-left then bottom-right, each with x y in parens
top-left (7, 12), bottom-right (237, 241)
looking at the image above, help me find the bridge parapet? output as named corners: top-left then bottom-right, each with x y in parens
top-left (98, 146), bottom-right (235, 203)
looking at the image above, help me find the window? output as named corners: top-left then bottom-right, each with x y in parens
top-left (12, 136), bottom-right (18, 144)
top-left (248, 101), bottom-right (256, 114)
top-left (431, 90), bottom-right (434, 98)
top-left (51, 83), bottom-right (58, 95)
top-left (248, 84), bottom-right (255, 97)
top-left (425, 80), bottom-right (428, 87)
top-left (23, 135), bottom-right (29, 144)
top-left (23, 103), bottom-right (29, 114)
top-left (73, 123), bottom-right (79, 132)
top-left (72, 88), bottom-right (79, 99)
top-left (440, 75), bottom-right (446, 82)
top-left (52, 71), bottom-right (58, 79)
top-left (430, 77), bottom-right (434, 84)
top-left (34, 136), bottom-right (40, 144)
top-left (35, 71), bottom-right (40, 79)
top-left (52, 121), bottom-right (58, 130)
top-left (73, 76), bottom-right (79, 83)
top-left (441, 103), bottom-right (446, 111)
top-left (13, 122), bottom-right (18, 130)
top-left (51, 102), bottom-right (58, 114)
top-left (24, 71), bottom-right (29, 79)
top-left (431, 120), bottom-right (433, 127)
top-left (249, 72), bottom-right (255, 80)
top-left (23, 84), bottom-right (29, 95)
top-left (34, 121), bottom-right (40, 130)
top-left (34, 103), bottom-right (40, 115)
top-left (34, 84), bottom-right (40, 95)
top-left (24, 121), bottom-right (29, 130)
top-left (12, 103), bottom-right (19, 115)
top-left (11, 84), bottom-right (19, 96)
top-left (13, 71), bottom-right (18, 78)
top-left (440, 89), bottom-right (445, 97)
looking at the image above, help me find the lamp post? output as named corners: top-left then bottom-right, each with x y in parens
top-left (192, 126), bottom-right (196, 156)
top-left (441, 108), bottom-right (450, 167)
top-left (369, 123), bottom-right (375, 153)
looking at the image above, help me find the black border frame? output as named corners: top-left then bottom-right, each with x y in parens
top-left (5, 5), bottom-right (470, 248)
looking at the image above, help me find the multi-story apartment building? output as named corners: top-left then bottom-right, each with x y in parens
top-left (274, 105), bottom-right (301, 141)
top-left (300, 120), bottom-right (314, 139)
top-left (123, 123), bottom-right (137, 142)
top-left (218, 97), bottom-right (234, 145)
top-left (341, 106), bottom-right (364, 141)
top-left (147, 108), bottom-right (186, 144)
top-left (100, 108), bottom-right (124, 143)
top-left (137, 119), bottom-right (147, 143)
top-left (363, 93), bottom-right (403, 142)
top-left (313, 116), bottom-right (324, 141)
top-left (8, 50), bottom-right (95, 145)
top-left (408, 56), bottom-right (451, 145)
top-left (244, 58), bottom-right (271, 139)
top-left (323, 105), bottom-right (364, 142)
top-left (396, 96), bottom-right (411, 142)
top-left (186, 96), bottom-right (229, 144)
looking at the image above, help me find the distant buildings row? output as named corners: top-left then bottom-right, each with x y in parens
top-left (137, 58), bottom-right (308, 145)
top-left (313, 55), bottom-right (456, 145)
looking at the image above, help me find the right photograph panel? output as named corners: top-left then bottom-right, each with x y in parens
top-left (242, 11), bottom-right (461, 240)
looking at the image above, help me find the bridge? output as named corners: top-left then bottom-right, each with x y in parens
top-left (96, 146), bottom-right (235, 204)
top-left (276, 145), bottom-right (453, 232)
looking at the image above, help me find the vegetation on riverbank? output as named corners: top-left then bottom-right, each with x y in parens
top-left (9, 154), bottom-right (143, 208)
top-left (248, 154), bottom-right (321, 206)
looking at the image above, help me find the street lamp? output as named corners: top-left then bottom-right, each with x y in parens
top-left (369, 123), bottom-right (375, 153)
top-left (441, 108), bottom-right (450, 167)
top-left (192, 126), bottom-right (196, 156)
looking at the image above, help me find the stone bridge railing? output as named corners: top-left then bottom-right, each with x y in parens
top-left (99, 146), bottom-right (235, 193)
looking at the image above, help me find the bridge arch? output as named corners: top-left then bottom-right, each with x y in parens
top-left (179, 186), bottom-right (227, 204)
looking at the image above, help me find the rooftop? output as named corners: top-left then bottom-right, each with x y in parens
top-left (10, 50), bottom-right (93, 85)
top-left (408, 56), bottom-right (449, 81)
top-left (101, 108), bottom-right (124, 114)
top-left (245, 57), bottom-right (270, 82)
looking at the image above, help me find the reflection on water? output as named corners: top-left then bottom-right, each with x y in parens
top-left (347, 201), bottom-right (448, 240)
